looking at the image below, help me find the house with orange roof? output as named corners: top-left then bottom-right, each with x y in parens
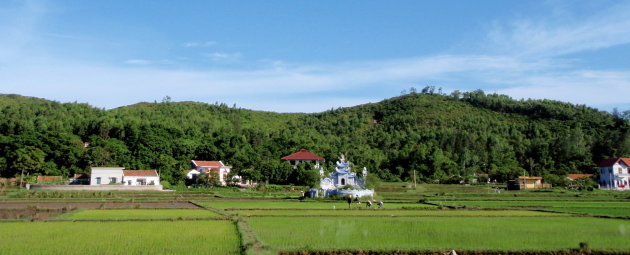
top-left (598, 158), bottom-right (630, 190)
top-left (188, 160), bottom-right (233, 186)
top-left (566, 174), bottom-right (594, 181)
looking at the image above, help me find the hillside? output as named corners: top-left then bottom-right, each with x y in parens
top-left (1, 92), bottom-right (628, 186)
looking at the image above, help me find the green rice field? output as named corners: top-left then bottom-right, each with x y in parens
top-left (248, 216), bottom-right (630, 252)
top-left (64, 208), bottom-right (222, 220)
top-left (198, 200), bottom-right (436, 210)
top-left (230, 209), bottom-right (565, 217)
top-left (0, 220), bottom-right (240, 255)
top-left (1, 184), bottom-right (629, 254)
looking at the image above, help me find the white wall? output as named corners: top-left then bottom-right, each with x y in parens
top-left (90, 167), bottom-right (124, 185)
top-left (122, 176), bottom-right (160, 186)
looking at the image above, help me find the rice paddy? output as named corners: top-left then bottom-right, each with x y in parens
top-left (0, 220), bottom-right (240, 255)
top-left (64, 208), bottom-right (222, 220)
top-left (1, 183), bottom-right (629, 254)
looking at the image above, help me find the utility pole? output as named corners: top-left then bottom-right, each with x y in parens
top-left (19, 169), bottom-right (25, 189)
top-left (413, 170), bottom-right (417, 189)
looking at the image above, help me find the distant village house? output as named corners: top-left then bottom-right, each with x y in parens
top-left (281, 149), bottom-right (325, 169)
top-left (507, 176), bottom-right (551, 190)
top-left (90, 167), bottom-right (159, 186)
top-left (598, 158), bottom-right (630, 190)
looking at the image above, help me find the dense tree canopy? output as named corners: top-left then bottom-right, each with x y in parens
top-left (1, 91), bottom-right (628, 186)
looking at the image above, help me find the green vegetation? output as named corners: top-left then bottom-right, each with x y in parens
top-left (229, 209), bottom-right (562, 217)
top-left (1, 92), bottom-right (629, 186)
top-left (64, 209), bottom-right (221, 220)
top-left (0, 220), bottom-right (240, 254)
top-left (198, 201), bottom-right (436, 210)
top-left (248, 216), bottom-right (630, 252)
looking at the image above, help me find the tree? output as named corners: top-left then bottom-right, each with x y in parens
top-left (10, 146), bottom-right (45, 175)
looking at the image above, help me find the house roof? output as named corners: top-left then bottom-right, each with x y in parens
top-left (73, 173), bottom-right (90, 179)
top-left (281, 149), bottom-right (325, 161)
top-left (123, 170), bottom-right (158, 177)
top-left (37, 176), bottom-right (63, 182)
top-left (597, 158), bottom-right (630, 167)
top-left (517, 176), bottom-right (542, 180)
top-left (192, 160), bottom-right (225, 168)
top-left (567, 174), bottom-right (593, 180)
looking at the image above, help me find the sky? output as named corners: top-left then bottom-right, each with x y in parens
top-left (1, 0), bottom-right (629, 113)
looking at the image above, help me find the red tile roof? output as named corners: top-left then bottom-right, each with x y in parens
top-left (192, 160), bottom-right (224, 168)
top-left (281, 149), bottom-right (325, 161)
top-left (567, 174), bottom-right (593, 180)
top-left (37, 176), bottom-right (63, 183)
top-left (597, 158), bottom-right (630, 167)
top-left (73, 174), bottom-right (90, 179)
top-left (123, 170), bottom-right (158, 177)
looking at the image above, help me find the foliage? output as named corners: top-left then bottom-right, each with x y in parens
top-left (0, 93), bottom-right (628, 186)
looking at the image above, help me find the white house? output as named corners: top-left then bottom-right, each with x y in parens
top-left (190, 160), bottom-right (232, 186)
top-left (122, 170), bottom-right (159, 186)
top-left (90, 167), bottom-right (159, 186)
top-left (598, 158), bottom-right (630, 190)
top-left (90, 167), bottom-right (125, 185)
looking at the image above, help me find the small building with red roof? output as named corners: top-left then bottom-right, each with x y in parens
top-left (188, 160), bottom-right (235, 186)
top-left (598, 158), bottom-right (630, 190)
top-left (566, 174), bottom-right (594, 181)
top-left (281, 149), bottom-right (325, 168)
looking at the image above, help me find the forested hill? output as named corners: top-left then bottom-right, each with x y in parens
top-left (1, 91), bottom-right (629, 186)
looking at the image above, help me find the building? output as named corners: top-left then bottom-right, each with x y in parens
top-left (90, 167), bottom-right (125, 185)
top-left (36, 176), bottom-right (63, 184)
top-left (281, 149), bottom-right (325, 168)
top-left (507, 176), bottom-right (551, 190)
top-left (319, 154), bottom-right (373, 198)
top-left (122, 170), bottom-right (159, 185)
top-left (598, 158), bottom-right (630, 190)
top-left (90, 167), bottom-right (159, 186)
top-left (190, 160), bottom-right (233, 186)
top-left (566, 174), bottom-right (594, 181)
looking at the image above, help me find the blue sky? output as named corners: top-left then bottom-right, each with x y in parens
top-left (1, 0), bottom-right (629, 113)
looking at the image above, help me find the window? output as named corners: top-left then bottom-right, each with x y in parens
top-left (96, 177), bottom-right (101, 184)
top-left (109, 177), bottom-right (117, 184)
top-left (137, 178), bottom-right (146, 185)
top-left (341, 178), bottom-right (346, 185)
top-left (619, 168), bottom-right (623, 174)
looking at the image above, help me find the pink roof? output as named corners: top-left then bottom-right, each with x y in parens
top-left (567, 174), bottom-right (593, 180)
top-left (597, 158), bottom-right (630, 167)
top-left (192, 160), bottom-right (224, 168)
top-left (123, 170), bottom-right (158, 177)
top-left (281, 149), bottom-right (325, 161)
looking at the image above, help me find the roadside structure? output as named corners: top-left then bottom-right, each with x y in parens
top-left (281, 149), bottom-right (325, 169)
top-left (507, 176), bottom-right (551, 190)
top-left (598, 158), bottom-right (630, 190)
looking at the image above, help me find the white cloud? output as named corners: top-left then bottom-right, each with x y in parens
top-left (204, 52), bottom-right (242, 62)
top-left (124, 59), bottom-right (152, 65)
top-left (183, 41), bottom-right (217, 47)
top-left (487, 1), bottom-right (630, 57)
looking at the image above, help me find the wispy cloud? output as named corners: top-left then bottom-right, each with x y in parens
top-left (204, 52), bottom-right (242, 62)
top-left (183, 41), bottom-right (217, 47)
top-left (486, 1), bottom-right (630, 57)
top-left (124, 59), bottom-right (152, 65)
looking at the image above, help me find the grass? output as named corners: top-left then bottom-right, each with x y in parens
top-left (230, 209), bottom-right (565, 217)
top-left (198, 201), bottom-right (436, 210)
top-left (0, 220), bottom-right (240, 254)
top-left (63, 209), bottom-right (222, 220)
top-left (248, 216), bottom-right (630, 252)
